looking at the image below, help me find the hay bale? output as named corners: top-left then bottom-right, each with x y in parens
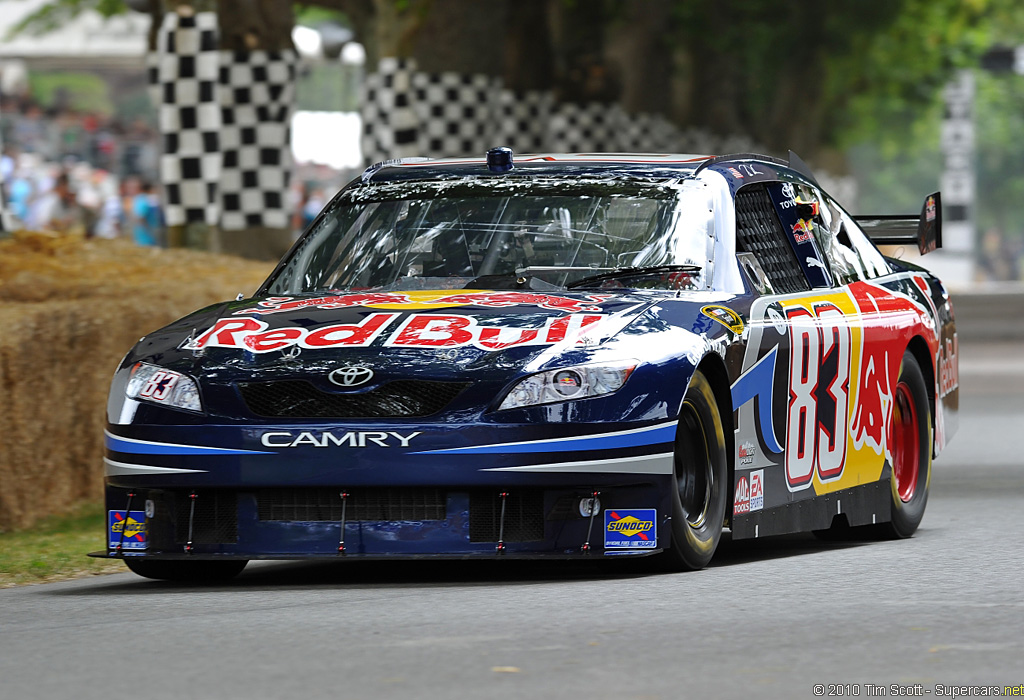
top-left (0, 233), bottom-right (274, 532)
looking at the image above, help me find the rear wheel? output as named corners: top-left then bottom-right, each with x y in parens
top-left (124, 558), bottom-right (248, 582)
top-left (659, 370), bottom-right (728, 570)
top-left (884, 351), bottom-right (932, 538)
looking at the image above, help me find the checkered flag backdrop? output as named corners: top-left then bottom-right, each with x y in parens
top-left (218, 50), bottom-right (297, 231)
top-left (151, 12), bottom-right (297, 231)
top-left (155, 11), bottom-right (221, 227)
top-left (359, 60), bottom-right (740, 165)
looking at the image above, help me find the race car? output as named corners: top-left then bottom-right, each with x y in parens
top-left (94, 150), bottom-right (959, 580)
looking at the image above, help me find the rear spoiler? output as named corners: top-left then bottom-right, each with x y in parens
top-left (854, 192), bottom-right (942, 255)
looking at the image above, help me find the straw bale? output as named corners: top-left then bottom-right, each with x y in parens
top-left (0, 232), bottom-right (274, 531)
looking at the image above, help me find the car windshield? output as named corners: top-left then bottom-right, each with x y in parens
top-left (264, 179), bottom-right (714, 294)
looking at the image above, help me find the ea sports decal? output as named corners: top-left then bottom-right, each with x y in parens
top-left (109, 510), bottom-right (147, 550)
top-left (749, 469), bottom-right (764, 512)
top-left (604, 509), bottom-right (657, 550)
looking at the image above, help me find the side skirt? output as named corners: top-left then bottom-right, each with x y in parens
top-left (731, 478), bottom-right (892, 540)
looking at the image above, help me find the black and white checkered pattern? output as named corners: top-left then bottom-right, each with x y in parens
top-left (497, 89), bottom-right (553, 154)
top-left (359, 61), bottom-right (773, 164)
top-left (361, 58), bottom-right (421, 163)
top-left (218, 49), bottom-right (297, 231)
top-left (151, 12), bottom-right (297, 231)
top-left (155, 11), bottom-right (221, 227)
top-left (412, 70), bottom-right (501, 156)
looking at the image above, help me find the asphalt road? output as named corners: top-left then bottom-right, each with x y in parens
top-left (1, 340), bottom-right (1021, 700)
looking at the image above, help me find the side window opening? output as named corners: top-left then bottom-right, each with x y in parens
top-left (735, 184), bottom-right (811, 294)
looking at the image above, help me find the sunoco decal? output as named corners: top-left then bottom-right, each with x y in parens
top-left (604, 509), bottom-right (657, 550)
top-left (109, 510), bottom-right (147, 550)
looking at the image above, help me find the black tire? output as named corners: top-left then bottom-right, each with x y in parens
top-left (882, 350), bottom-right (932, 538)
top-left (659, 369), bottom-right (729, 570)
top-left (124, 558), bottom-right (248, 582)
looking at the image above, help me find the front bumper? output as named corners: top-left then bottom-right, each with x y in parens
top-left (96, 419), bottom-right (678, 559)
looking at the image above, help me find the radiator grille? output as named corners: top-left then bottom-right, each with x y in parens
top-left (735, 185), bottom-right (810, 294)
top-left (238, 379), bottom-right (468, 418)
top-left (257, 488), bottom-right (447, 521)
top-left (469, 491), bottom-right (545, 542)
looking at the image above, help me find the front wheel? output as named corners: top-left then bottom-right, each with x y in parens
top-left (659, 369), bottom-right (728, 570)
top-left (883, 350), bottom-right (932, 538)
top-left (124, 558), bottom-right (248, 582)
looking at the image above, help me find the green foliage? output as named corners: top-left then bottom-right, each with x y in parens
top-left (0, 502), bottom-right (123, 587)
top-left (30, 72), bottom-right (114, 116)
top-left (6, 0), bottom-right (128, 39)
top-left (974, 71), bottom-right (1024, 239)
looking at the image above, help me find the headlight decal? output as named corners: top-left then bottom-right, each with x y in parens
top-left (125, 363), bottom-right (203, 413)
top-left (412, 420), bottom-right (677, 455)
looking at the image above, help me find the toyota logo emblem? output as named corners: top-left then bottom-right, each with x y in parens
top-left (328, 366), bottom-right (374, 387)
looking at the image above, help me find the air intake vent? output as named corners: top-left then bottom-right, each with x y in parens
top-left (239, 380), bottom-right (468, 418)
top-left (257, 488), bottom-right (447, 521)
top-left (173, 490), bottom-right (238, 544)
top-left (735, 185), bottom-right (810, 294)
top-left (469, 491), bottom-right (544, 542)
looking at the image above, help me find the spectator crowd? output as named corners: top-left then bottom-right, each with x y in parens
top-left (1, 96), bottom-right (164, 243)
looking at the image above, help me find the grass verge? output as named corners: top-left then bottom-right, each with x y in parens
top-left (0, 501), bottom-right (125, 587)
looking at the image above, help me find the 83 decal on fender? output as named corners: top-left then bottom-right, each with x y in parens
top-left (785, 302), bottom-right (852, 491)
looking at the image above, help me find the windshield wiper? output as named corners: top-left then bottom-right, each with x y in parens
top-left (565, 264), bottom-right (702, 289)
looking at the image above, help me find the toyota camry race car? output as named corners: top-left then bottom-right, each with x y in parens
top-left (95, 150), bottom-right (959, 580)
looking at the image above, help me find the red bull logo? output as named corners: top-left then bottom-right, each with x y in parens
top-left (186, 312), bottom-right (606, 353)
top-left (236, 294), bottom-right (412, 315)
top-left (235, 291), bottom-right (612, 315)
top-left (792, 220), bottom-right (813, 243)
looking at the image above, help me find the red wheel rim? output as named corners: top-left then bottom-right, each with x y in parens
top-left (892, 382), bottom-right (920, 503)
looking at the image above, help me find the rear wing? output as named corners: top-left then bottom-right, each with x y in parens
top-left (854, 192), bottom-right (942, 256)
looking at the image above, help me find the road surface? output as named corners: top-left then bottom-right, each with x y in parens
top-left (1, 340), bottom-right (1021, 700)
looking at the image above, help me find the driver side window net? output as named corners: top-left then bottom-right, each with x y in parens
top-left (735, 185), bottom-right (810, 294)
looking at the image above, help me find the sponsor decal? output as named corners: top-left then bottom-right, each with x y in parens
top-left (604, 509), bottom-right (657, 549)
top-left (187, 312), bottom-right (606, 353)
top-left (136, 369), bottom-right (182, 403)
top-left (734, 477), bottom-right (750, 515)
top-left (260, 431), bottom-right (421, 448)
top-left (701, 305), bottom-right (744, 335)
top-left (328, 366), bottom-right (374, 387)
top-left (925, 195), bottom-right (937, 222)
top-left (235, 291), bottom-right (613, 315)
top-left (750, 469), bottom-right (764, 512)
top-left (778, 183), bottom-right (798, 209)
top-left (109, 510), bottom-right (147, 550)
top-left (739, 441), bottom-right (756, 466)
top-left (785, 303), bottom-right (851, 490)
top-left (792, 220), bottom-right (813, 243)
top-left (940, 335), bottom-right (959, 398)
